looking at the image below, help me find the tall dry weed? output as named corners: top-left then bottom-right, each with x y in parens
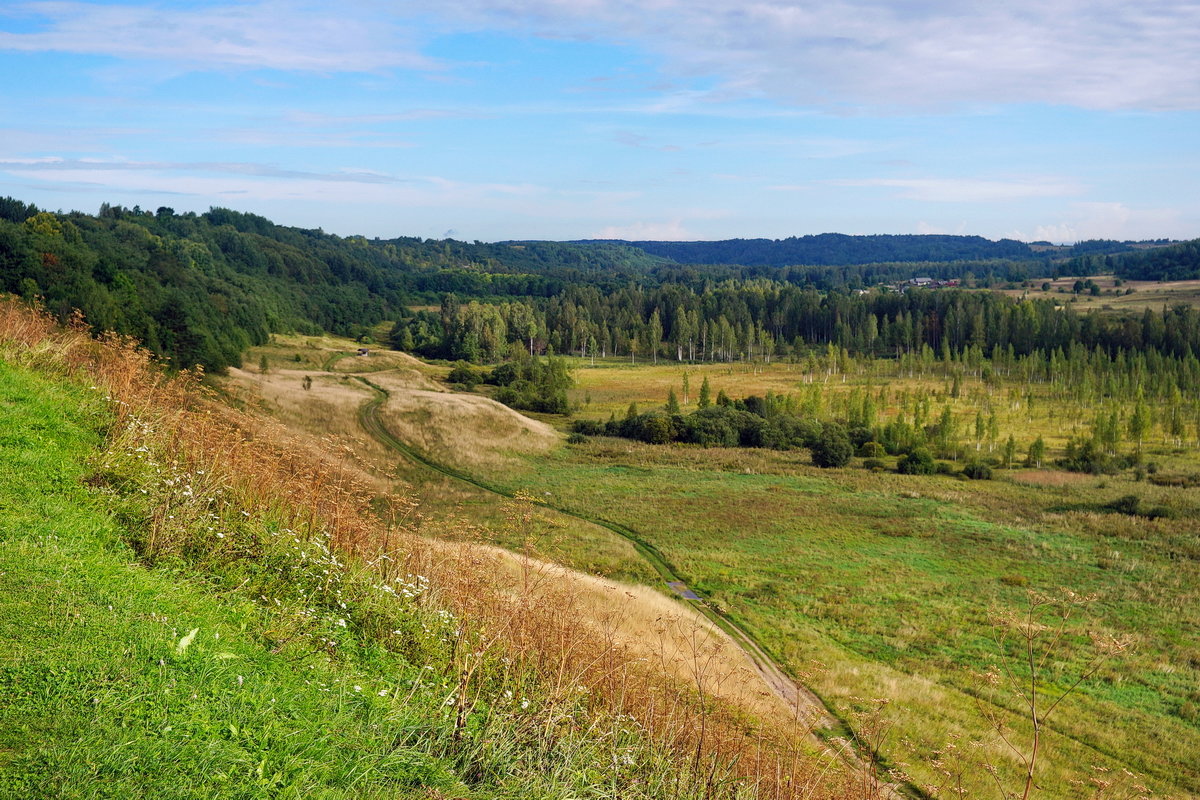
top-left (0, 295), bottom-right (869, 800)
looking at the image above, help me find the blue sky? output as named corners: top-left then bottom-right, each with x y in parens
top-left (1, 1), bottom-right (1198, 243)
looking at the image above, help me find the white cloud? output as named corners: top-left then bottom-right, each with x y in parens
top-left (593, 219), bottom-right (696, 240)
top-left (8, 1), bottom-right (1197, 110)
top-left (443, 0), bottom-right (1200, 111)
top-left (829, 176), bottom-right (1082, 202)
top-left (0, 157), bottom-right (411, 184)
top-left (0, 1), bottom-right (434, 73)
top-left (1009, 202), bottom-right (1189, 243)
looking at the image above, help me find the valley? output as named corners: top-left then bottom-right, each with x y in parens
top-left (235, 335), bottom-right (1200, 798)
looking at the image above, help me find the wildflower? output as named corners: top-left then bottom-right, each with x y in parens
top-left (337, 618), bottom-right (347, 627)
top-left (353, 685), bottom-right (362, 692)
top-left (378, 689), bottom-right (388, 697)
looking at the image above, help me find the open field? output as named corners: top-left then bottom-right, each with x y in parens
top-left (994, 275), bottom-right (1200, 313)
top-left (463, 357), bottom-right (1200, 796)
top-left (234, 337), bottom-right (1200, 797)
top-left (2, 308), bottom-right (871, 800)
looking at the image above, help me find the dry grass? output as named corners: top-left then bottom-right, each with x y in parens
top-left (369, 372), bottom-right (558, 471)
top-left (1007, 469), bottom-right (1098, 487)
top-left (994, 276), bottom-right (1200, 313)
top-left (222, 365), bottom-right (653, 583)
top-left (0, 296), bottom-right (868, 800)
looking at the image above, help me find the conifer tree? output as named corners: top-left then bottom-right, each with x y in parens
top-left (698, 376), bottom-right (712, 408)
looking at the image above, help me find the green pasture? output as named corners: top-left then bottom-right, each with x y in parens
top-left (460, 359), bottom-right (1200, 798)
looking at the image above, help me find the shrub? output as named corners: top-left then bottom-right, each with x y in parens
top-left (571, 419), bottom-right (604, 436)
top-left (1104, 494), bottom-right (1143, 516)
top-left (566, 432), bottom-right (589, 445)
top-left (961, 461), bottom-right (994, 480)
top-left (810, 422), bottom-right (853, 468)
top-left (862, 458), bottom-right (886, 471)
top-left (447, 361), bottom-right (481, 388)
top-left (858, 441), bottom-right (886, 458)
top-left (897, 447), bottom-right (935, 475)
top-left (639, 413), bottom-right (673, 445)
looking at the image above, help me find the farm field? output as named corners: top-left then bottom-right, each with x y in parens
top-left (242, 338), bottom-right (1200, 797)
top-left (994, 275), bottom-right (1200, 313)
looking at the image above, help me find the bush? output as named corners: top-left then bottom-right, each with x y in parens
top-left (566, 432), bottom-right (589, 445)
top-left (862, 458), bottom-right (886, 471)
top-left (1104, 494), bottom-right (1143, 516)
top-left (447, 361), bottom-right (482, 389)
top-left (897, 447), bottom-right (935, 475)
top-left (810, 422), bottom-right (853, 468)
top-left (485, 362), bottom-right (520, 387)
top-left (571, 419), bottom-right (604, 436)
top-left (639, 413), bottom-right (673, 445)
top-left (1057, 437), bottom-right (1114, 474)
top-left (961, 461), bottom-right (993, 480)
top-left (858, 441), bottom-right (886, 458)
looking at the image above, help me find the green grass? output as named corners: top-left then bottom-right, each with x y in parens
top-left (244, 338), bottom-right (1200, 796)
top-left (471, 421), bottom-right (1200, 797)
top-left (0, 360), bottom-right (473, 798)
top-left (0, 358), bottom-right (747, 800)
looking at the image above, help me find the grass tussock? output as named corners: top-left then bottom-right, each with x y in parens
top-left (0, 296), bottom-right (869, 799)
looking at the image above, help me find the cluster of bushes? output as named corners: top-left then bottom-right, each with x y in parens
top-left (447, 355), bottom-right (572, 414)
top-left (1055, 437), bottom-right (1150, 475)
top-left (571, 395), bottom-right (999, 479)
top-left (1103, 494), bottom-right (1175, 520)
top-left (571, 398), bottom-right (871, 470)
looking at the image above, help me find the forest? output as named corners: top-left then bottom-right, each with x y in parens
top-left (3, 196), bottom-right (1198, 376)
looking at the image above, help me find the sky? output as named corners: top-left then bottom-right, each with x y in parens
top-left (1, 1), bottom-right (1198, 243)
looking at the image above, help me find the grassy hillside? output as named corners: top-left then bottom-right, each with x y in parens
top-left (0, 362), bottom-right (473, 798)
top-left (318, 349), bottom-right (1195, 799)
top-left (0, 300), bottom-right (868, 800)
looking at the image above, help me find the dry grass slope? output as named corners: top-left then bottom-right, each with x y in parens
top-left (0, 303), bottom-right (871, 799)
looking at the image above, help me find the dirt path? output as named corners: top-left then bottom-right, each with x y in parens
top-left (353, 374), bottom-right (913, 797)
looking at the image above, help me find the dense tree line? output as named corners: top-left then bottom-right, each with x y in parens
top-left (584, 234), bottom-right (1160, 269)
top-left (395, 280), bottom-right (1200, 378)
top-left (0, 199), bottom-right (659, 371)
top-left (3, 195), bottom-right (1194, 383)
top-left (590, 234), bottom-right (1035, 266)
top-left (1110, 239), bottom-right (1200, 281)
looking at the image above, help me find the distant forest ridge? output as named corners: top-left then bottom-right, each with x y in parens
top-left (1, 195), bottom-right (1197, 373)
top-left (570, 234), bottom-right (1178, 268)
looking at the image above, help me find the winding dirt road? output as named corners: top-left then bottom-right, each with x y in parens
top-left (353, 373), bottom-right (911, 798)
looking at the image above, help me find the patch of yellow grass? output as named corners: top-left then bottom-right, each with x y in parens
top-left (370, 372), bottom-right (558, 471)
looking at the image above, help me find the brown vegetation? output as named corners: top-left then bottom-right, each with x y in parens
top-left (0, 297), bottom-right (870, 799)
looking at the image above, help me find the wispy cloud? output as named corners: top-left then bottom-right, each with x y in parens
top-left (441, 0), bottom-right (1200, 111)
top-left (828, 176), bottom-right (1083, 202)
top-left (9, 2), bottom-right (1198, 109)
top-left (0, 157), bottom-right (411, 184)
top-left (0, 1), bottom-right (434, 73)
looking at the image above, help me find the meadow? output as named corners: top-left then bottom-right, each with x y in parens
top-left (240, 335), bottom-right (1200, 797)
top-left (536, 358), bottom-right (1200, 796)
top-left (994, 275), bottom-right (1200, 314)
top-left (2, 305), bottom-right (880, 800)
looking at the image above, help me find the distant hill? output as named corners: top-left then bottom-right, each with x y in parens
top-left (576, 234), bottom-right (1035, 266)
top-left (573, 234), bottom-right (1177, 269)
top-left (1112, 238), bottom-right (1200, 281)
